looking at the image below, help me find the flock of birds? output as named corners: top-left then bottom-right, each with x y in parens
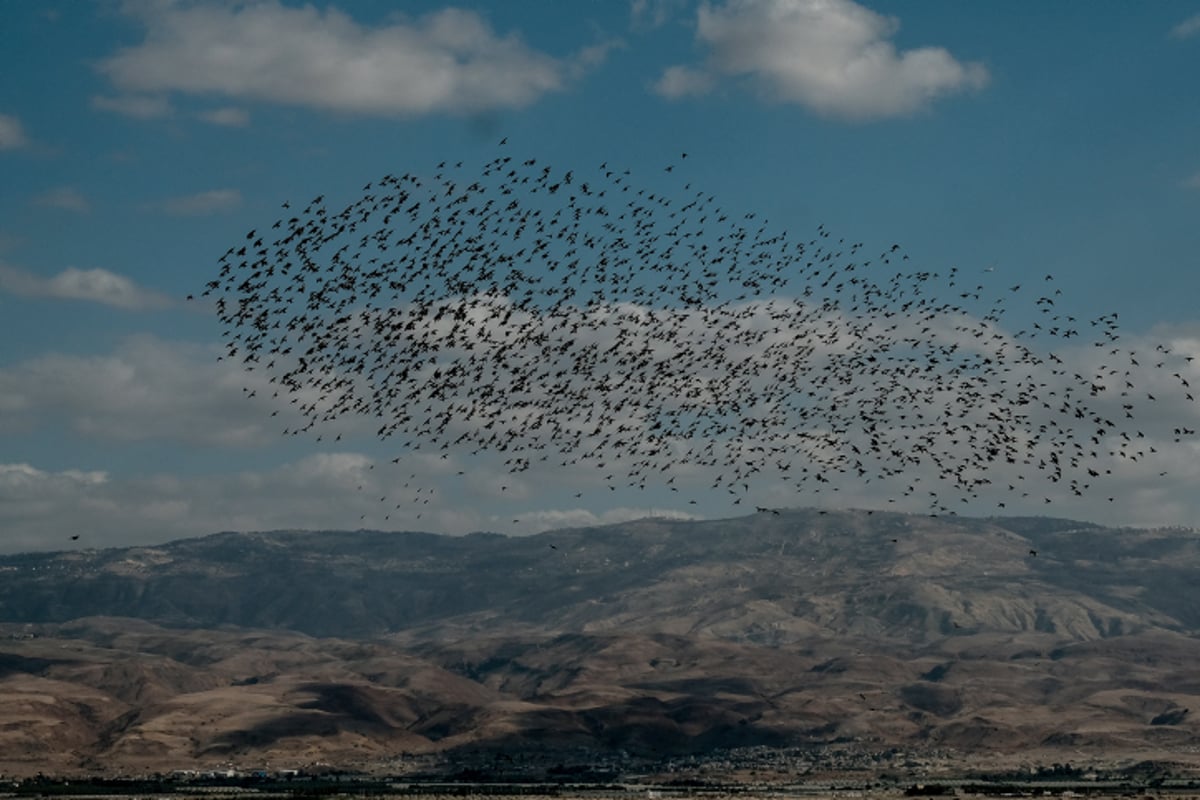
top-left (198, 142), bottom-right (1197, 520)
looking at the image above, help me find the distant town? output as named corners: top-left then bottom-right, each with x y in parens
top-left (6, 744), bottom-right (1200, 797)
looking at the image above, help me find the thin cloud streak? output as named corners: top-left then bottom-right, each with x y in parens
top-left (90, 93), bottom-right (173, 119)
top-left (1169, 13), bottom-right (1200, 40)
top-left (160, 188), bottom-right (242, 216)
top-left (0, 454), bottom-right (704, 553)
top-left (0, 113), bottom-right (29, 149)
top-left (32, 186), bottom-right (90, 213)
top-left (0, 264), bottom-right (171, 310)
top-left (197, 106), bottom-right (250, 127)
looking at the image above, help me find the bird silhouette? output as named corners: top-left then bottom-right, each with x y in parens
top-left (199, 145), bottom-right (1198, 520)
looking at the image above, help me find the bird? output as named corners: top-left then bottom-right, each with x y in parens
top-left (200, 143), bottom-right (1199, 521)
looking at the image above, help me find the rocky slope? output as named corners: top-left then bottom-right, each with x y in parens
top-left (1, 509), bottom-right (1198, 776)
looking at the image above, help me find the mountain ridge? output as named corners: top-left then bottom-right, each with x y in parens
top-left (2, 509), bottom-right (1199, 776)
top-left (1, 509), bottom-right (1196, 641)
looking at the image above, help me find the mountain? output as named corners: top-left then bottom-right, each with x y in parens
top-left (1, 509), bottom-right (1199, 777)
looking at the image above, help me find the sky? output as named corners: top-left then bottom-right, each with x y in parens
top-left (2, 0), bottom-right (1200, 553)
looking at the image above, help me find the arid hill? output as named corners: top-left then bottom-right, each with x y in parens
top-left (1, 509), bottom-right (1198, 777)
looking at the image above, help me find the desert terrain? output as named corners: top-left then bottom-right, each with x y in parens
top-left (1, 510), bottom-right (1198, 780)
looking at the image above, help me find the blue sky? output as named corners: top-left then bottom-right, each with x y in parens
top-left (2, 0), bottom-right (1200, 552)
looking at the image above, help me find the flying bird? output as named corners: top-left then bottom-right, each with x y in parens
top-left (200, 145), bottom-right (1198, 520)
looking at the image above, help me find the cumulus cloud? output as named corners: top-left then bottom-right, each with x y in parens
top-left (97, 2), bottom-right (576, 117)
top-left (160, 188), bottom-right (242, 216)
top-left (0, 113), bottom-right (29, 149)
top-left (655, 0), bottom-right (988, 120)
top-left (1169, 13), bottom-right (1200, 40)
top-left (0, 264), bottom-right (171, 310)
top-left (32, 186), bottom-right (90, 213)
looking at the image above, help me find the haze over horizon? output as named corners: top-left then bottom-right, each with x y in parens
top-left (3, 1), bottom-right (1200, 553)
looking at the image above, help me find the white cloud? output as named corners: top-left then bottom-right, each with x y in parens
top-left (1169, 13), bottom-right (1200, 40)
top-left (210, 272), bottom-right (1200, 522)
top-left (0, 335), bottom-right (301, 445)
top-left (0, 113), bottom-right (29, 149)
top-left (572, 38), bottom-right (626, 78)
top-left (0, 449), bottom-right (719, 553)
top-left (1, 308), bottom-right (1198, 552)
top-left (657, 0), bottom-right (988, 120)
top-left (1182, 171), bottom-right (1200, 190)
top-left (0, 463), bottom-right (108, 490)
top-left (654, 65), bottom-right (715, 98)
top-left (631, 0), bottom-right (690, 31)
top-left (90, 93), bottom-right (173, 119)
top-left (98, 2), bottom-right (572, 117)
top-left (510, 506), bottom-right (700, 533)
top-left (198, 106), bottom-right (250, 127)
top-left (0, 264), bottom-right (171, 310)
top-left (160, 188), bottom-right (242, 216)
top-left (0, 457), bottom-right (335, 552)
top-left (32, 186), bottom-right (90, 213)
top-left (3, 397), bottom-right (1200, 552)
